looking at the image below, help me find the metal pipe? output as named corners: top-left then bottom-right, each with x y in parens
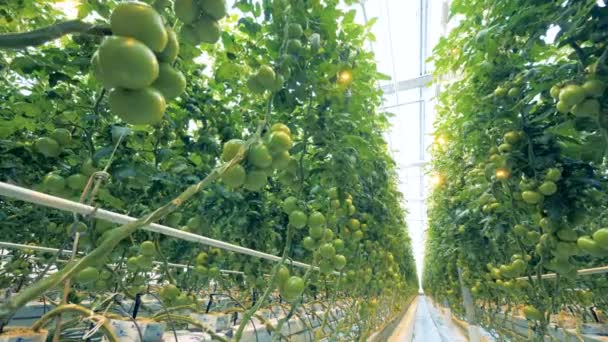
top-left (0, 182), bottom-right (315, 270)
top-left (0, 241), bottom-right (73, 255)
top-left (515, 266), bottom-right (608, 281)
top-left (0, 240), bottom-right (246, 275)
top-left (379, 75), bottom-right (433, 94)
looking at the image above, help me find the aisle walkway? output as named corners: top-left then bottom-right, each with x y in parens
top-left (389, 296), bottom-right (468, 342)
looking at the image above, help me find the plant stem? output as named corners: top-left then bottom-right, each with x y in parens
top-left (154, 313), bottom-right (229, 342)
top-left (31, 304), bottom-right (119, 342)
top-left (0, 138), bottom-right (253, 322)
top-left (0, 20), bottom-right (111, 49)
top-left (233, 224), bottom-right (294, 340)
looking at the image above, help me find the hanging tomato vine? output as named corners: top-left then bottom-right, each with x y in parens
top-left (0, 0), bottom-right (416, 339)
top-left (426, 0), bottom-right (608, 339)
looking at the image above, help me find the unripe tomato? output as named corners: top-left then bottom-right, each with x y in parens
top-left (139, 241), bottom-right (156, 256)
top-left (281, 276), bottom-right (305, 301)
top-left (333, 254), bottom-right (347, 270)
top-left (289, 210), bottom-right (307, 229)
top-left (319, 243), bottom-right (336, 259)
top-left (521, 191), bottom-right (543, 204)
top-left (524, 305), bottom-right (544, 321)
top-left (75, 267), bottom-right (99, 284)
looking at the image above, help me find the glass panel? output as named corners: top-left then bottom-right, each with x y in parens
top-left (364, 0), bottom-right (422, 86)
top-left (361, 0), bottom-right (442, 284)
top-left (386, 102), bottom-right (421, 164)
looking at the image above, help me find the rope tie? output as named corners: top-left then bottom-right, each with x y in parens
top-left (81, 314), bottom-right (107, 339)
top-left (53, 132), bottom-right (126, 342)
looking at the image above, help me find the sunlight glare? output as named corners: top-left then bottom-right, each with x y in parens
top-left (53, 0), bottom-right (80, 18)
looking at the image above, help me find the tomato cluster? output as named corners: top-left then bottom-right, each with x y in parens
top-left (0, 0), bottom-right (416, 338)
top-left (93, 2), bottom-right (188, 125)
top-left (426, 0), bottom-right (608, 337)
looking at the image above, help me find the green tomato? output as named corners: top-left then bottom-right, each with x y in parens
top-left (556, 100), bottom-right (571, 114)
top-left (498, 143), bottom-right (512, 154)
top-left (545, 168), bottom-right (561, 182)
top-left (524, 231), bottom-right (540, 246)
top-left (582, 79), bottom-right (606, 98)
top-left (524, 305), bottom-right (544, 321)
top-left (271, 150), bottom-right (291, 170)
top-left (161, 284), bottom-right (180, 299)
top-left (319, 243), bottom-right (336, 259)
top-left (511, 259), bottom-right (526, 274)
top-left (287, 23), bottom-right (303, 38)
top-left (139, 241), bottom-right (156, 256)
top-left (43, 174), bottom-right (66, 193)
top-left (559, 84), bottom-right (586, 107)
top-left (277, 265), bottom-right (290, 285)
top-left (196, 252), bottom-right (208, 265)
top-left (286, 39), bottom-right (302, 54)
top-left (521, 191), bottom-right (543, 204)
top-left (165, 212), bottom-right (183, 227)
top-left (348, 218), bottom-right (360, 230)
top-left (67, 222), bottom-right (88, 235)
top-left (308, 211), bottom-right (325, 228)
top-left (577, 236), bottom-right (608, 257)
top-left (282, 196), bottom-right (299, 214)
top-left (137, 255), bottom-right (154, 270)
top-left (323, 228), bottom-right (334, 241)
top-left (75, 267), bottom-right (99, 284)
top-left (194, 265), bottom-right (208, 276)
top-left (270, 123), bottom-right (291, 135)
top-left (592, 228), bottom-right (608, 250)
top-left (248, 143), bottom-right (273, 168)
top-left (503, 131), bottom-right (521, 144)
top-left (513, 224), bottom-right (527, 236)
top-left (289, 210), bottom-right (307, 229)
top-left (309, 225), bottom-right (324, 240)
top-left (549, 85), bottom-right (561, 99)
top-left (50, 128), bottom-right (72, 145)
top-left (538, 181), bottom-right (557, 196)
top-left (222, 139), bottom-right (245, 162)
top-left (494, 86), bottom-right (507, 97)
top-left (328, 187), bottom-right (338, 199)
top-left (302, 236), bottom-right (317, 250)
top-left (268, 131), bottom-right (292, 153)
top-left (333, 254), bottom-right (347, 270)
top-left (281, 276), bottom-right (305, 301)
top-left (100, 269), bottom-right (113, 280)
top-left (127, 257), bottom-right (139, 272)
top-left (330, 199), bottom-right (340, 209)
top-left (256, 65), bottom-right (276, 89)
top-left (507, 87), bottom-right (520, 98)
top-left (35, 137), bottom-right (61, 158)
top-left (221, 164), bottom-right (246, 188)
top-left (244, 170), bottom-right (267, 191)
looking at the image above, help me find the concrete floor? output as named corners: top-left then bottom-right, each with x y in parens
top-left (389, 296), bottom-right (468, 342)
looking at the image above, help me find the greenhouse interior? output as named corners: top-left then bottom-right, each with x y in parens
top-left (0, 0), bottom-right (607, 341)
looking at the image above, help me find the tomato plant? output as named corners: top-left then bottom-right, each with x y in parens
top-left (0, 0), bottom-right (416, 339)
top-left (425, 0), bottom-right (608, 339)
